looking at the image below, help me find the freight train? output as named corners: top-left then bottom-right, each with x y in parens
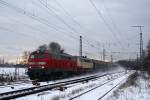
top-left (27, 50), bottom-right (108, 80)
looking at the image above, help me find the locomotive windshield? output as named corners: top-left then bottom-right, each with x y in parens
top-left (30, 53), bottom-right (47, 59)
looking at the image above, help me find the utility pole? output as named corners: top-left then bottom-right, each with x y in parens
top-left (103, 44), bottom-right (106, 61)
top-left (132, 25), bottom-right (144, 70)
top-left (136, 53), bottom-right (139, 70)
top-left (79, 36), bottom-right (82, 57)
top-left (110, 55), bottom-right (113, 63)
top-left (2, 57), bottom-right (4, 64)
top-left (97, 42), bottom-right (102, 60)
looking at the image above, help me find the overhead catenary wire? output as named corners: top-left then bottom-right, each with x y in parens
top-left (0, 4), bottom-right (81, 48)
top-left (37, 0), bottom-right (79, 34)
top-left (36, 0), bottom-right (121, 57)
top-left (0, 26), bottom-right (47, 43)
top-left (0, 0), bottom-right (101, 58)
top-left (53, 0), bottom-right (94, 35)
top-left (101, 0), bottom-right (128, 43)
top-left (99, 0), bottom-right (140, 59)
top-left (0, 0), bottom-right (81, 40)
top-left (0, 0), bottom-right (138, 60)
top-left (36, 0), bottom-right (105, 51)
top-left (88, 0), bottom-right (124, 49)
top-left (101, 0), bottom-right (140, 52)
top-left (31, 0), bottom-right (100, 51)
top-left (0, 1), bottom-right (82, 50)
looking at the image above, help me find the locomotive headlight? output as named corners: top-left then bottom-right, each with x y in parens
top-left (38, 62), bottom-right (46, 65)
top-left (42, 66), bottom-right (45, 69)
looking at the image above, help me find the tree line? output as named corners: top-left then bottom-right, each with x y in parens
top-left (117, 40), bottom-right (150, 72)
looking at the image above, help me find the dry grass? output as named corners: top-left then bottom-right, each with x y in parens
top-left (107, 72), bottom-right (138, 100)
top-left (119, 72), bottom-right (138, 90)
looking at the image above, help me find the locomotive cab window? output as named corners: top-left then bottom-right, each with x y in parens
top-left (84, 59), bottom-right (91, 62)
top-left (30, 54), bottom-right (47, 59)
top-left (30, 55), bottom-right (35, 59)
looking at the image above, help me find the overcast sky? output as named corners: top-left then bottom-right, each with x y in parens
top-left (0, 0), bottom-right (150, 62)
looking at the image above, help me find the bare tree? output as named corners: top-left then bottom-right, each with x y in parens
top-left (143, 40), bottom-right (150, 71)
top-left (147, 40), bottom-right (150, 56)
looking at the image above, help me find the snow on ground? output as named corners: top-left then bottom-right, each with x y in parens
top-left (15, 71), bottom-right (132, 100)
top-left (0, 83), bottom-right (34, 93)
top-left (0, 64), bottom-right (124, 79)
top-left (107, 71), bottom-right (150, 100)
top-left (0, 70), bottom-right (121, 94)
top-left (0, 67), bottom-right (27, 76)
top-left (0, 67), bottom-right (29, 89)
top-left (73, 72), bottom-right (133, 100)
top-left (0, 65), bottom-right (126, 96)
top-left (0, 80), bottom-right (55, 94)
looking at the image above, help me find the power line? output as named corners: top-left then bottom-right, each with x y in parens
top-left (54, 0), bottom-right (94, 36)
top-left (88, 0), bottom-right (124, 49)
top-left (54, 0), bottom-right (82, 28)
top-left (0, 26), bottom-right (47, 43)
top-left (0, 3), bottom-right (81, 46)
top-left (0, 0), bottom-right (136, 61)
top-left (37, 0), bottom-right (123, 57)
top-left (33, 0), bottom-right (99, 49)
top-left (36, 0), bottom-right (106, 51)
top-left (0, 0), bottom-right (81, 40)
top-left (0, 0), bottom-right (101, 58)
top-left (101, 0), bottom-right (127, 42)
top-left (37, 0), bottom-right (79, 34)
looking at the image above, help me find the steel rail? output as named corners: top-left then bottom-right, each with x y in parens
top-left (0, 71), bottom-right (125, 100)
top-left (69, 72), bottom-right (127, 100)
top-left (97, 78), bottom-right (125, 100)
top-left (98, 71), bottom-right (135, 100)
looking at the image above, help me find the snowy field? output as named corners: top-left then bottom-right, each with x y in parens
top-left (0, 65), bottom-right (126, 93)
top-left (0, 67), bottom-right (125, 94)
top-left (0, 67), bottom-right (27, 76)
top-left (0, 64), bottom-right (124, 77)
top-left (73, 72), bottom-right (132, 100)
top-left (14, 71), bottom-right (133, 100)
top-left (0, 67), bottom-right (28, 86)
top-left (107, 71), bottom-right (150, 100)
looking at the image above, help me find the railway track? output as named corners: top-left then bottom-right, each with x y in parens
top-left (0, 71), bottom-right (126, 100)
top-left (69, 71), bottom-right (133, 100)
top-left (97, 75), bottom-right (128, 100)
top-left (0, 80), bottom-right (31, 88)
top-left (97, 81), bottom-right (123, 100)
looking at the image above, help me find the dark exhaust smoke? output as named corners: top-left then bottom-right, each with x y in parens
top-left (37, 42), bottom-right (64, 54)
top-left (38, 44), bottom-right (47, 52)
top-left (48, 42), bottom-right (61, 54)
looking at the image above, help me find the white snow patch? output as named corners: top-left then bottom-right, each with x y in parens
top-left (16, 71), bottom-right (131, 100)
top-left (107, 72), bottom-right (150, 100)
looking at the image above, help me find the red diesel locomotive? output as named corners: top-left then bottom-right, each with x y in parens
top-left (27, 50), bottom-right (93, 80)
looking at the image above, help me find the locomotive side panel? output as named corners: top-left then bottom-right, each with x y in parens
top-left (28, 51), bottom-right (79, 80)
top-left (76, 57), bottom-right (93, 72)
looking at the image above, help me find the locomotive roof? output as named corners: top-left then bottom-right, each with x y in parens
top-left (31, 50), bottom-right (73, 57)
top-left (31, 51), bottom-right (107, 63)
